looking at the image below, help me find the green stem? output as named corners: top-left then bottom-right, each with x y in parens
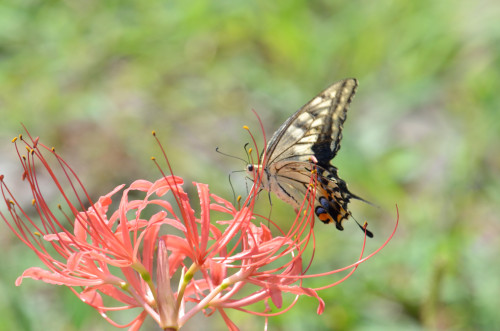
top-left (176, 263), bottom-right (199, 309)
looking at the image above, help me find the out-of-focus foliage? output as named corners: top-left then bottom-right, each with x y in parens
top-left (1, 0), bottom-right (499, 330)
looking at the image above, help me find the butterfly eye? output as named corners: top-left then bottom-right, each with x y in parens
top-left (247, 164), bottom-right (254, 172)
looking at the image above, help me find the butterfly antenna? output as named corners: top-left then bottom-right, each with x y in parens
top-left (215, 147), bottom-right (248, 164)
top-left (351, 214), bottom-right (374, 238)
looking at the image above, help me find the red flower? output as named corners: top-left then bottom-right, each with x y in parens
top-left (1, 129), bottom-right (397, 330)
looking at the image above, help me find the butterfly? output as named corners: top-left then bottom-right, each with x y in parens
top-left (247, 78), bottom-right (372, 237)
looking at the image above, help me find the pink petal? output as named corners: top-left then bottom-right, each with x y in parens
top-left (129, 179), bottom-right (153, 191)
top-left (73, 212), bottom-right (89, 241)
top-left (67, 251), bottom-right (85, 271)
top-left (152, 176), bottom-right (184, 196)
top-left (195, 182), bottom-right (210, 255)
top-left (127, 311), bottom-right (148, 331)
top-left (210, 193), bottom-right (236, 214)
top-left (218, 308), bottom-right (240, 331)
top-left (15, 267), bottom-right (104, 287)
top-left (208, 258), bottom-right (226, 286)
top-left (79, 288), bottom-right (104, 307)
top-left (268, 286), bottom-right (283, 308)
top-left (43, 232), bottom-right (71, 243)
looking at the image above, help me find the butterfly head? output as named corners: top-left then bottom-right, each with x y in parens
top-left (246, 163), bottom-right (270, 189)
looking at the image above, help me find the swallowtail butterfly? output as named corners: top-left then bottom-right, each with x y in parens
top-left (247, 78), bottom-right (371, 236)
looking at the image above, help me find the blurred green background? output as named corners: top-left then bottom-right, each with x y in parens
top-left (1, 0), bottom-right (499, 330)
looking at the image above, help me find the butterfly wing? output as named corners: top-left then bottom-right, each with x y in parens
top-left (264, 78), bottom-right (358, 167)
top-left (258, 78), bottom-right (360, 233)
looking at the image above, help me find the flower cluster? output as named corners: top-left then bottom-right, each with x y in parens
top-left (0, 128), bottom-right (397, 330)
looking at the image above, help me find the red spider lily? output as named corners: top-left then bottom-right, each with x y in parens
top-left (0, 127), bottom-right (398, 331)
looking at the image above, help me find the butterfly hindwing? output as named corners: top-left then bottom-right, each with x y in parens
top-left (267, 161), bottom-right (353, 230)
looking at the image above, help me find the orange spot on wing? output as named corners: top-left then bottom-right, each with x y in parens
top-left (317, 211), bottom-right (333, 224)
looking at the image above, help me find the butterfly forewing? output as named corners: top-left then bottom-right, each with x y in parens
top-left (264, 79), bottom-right (358, 167)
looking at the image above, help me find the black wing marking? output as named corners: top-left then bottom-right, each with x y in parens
top-left (264, 78), bottom-right (358, 167)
